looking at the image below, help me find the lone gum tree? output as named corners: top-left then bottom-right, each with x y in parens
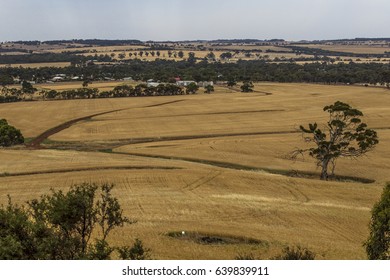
top-left (292, 101), bottom-right (379, 180)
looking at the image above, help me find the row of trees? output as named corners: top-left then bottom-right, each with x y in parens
top-left (1, 82), bottom-right (217, 102)
top-left (44, 83), bottom-right (194, 100)
top-left (1, 60), bottom-right (390, 86)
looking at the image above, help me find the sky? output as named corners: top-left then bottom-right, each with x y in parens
top-left (1, 0), bottom-right (389, 42)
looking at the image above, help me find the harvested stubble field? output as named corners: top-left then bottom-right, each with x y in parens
top-left (0, 83), bottom-right (389, 259)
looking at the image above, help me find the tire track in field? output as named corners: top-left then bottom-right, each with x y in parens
top-left (188, 171), bottom-right (222, 192)
top-left (280, 183), bottom-right (310, 203)
top-left (309, 214), bottom-right (356, 243)
top-left (114, 130), bottom-right (300, 146)
top-left (124, 177), bottom-right (145, 215)
top-left (219, 85), bottom-right (273, 95)
top-left (26, 108), bottom-right (130, 148)
top-left (45, 126), bottom-right (390, 150)
top-left (182, 171), bottom-right (222, 191)
top-left (113, 151), bottom-right (375, 184)
top-left (143, 99), bottom-right (185, 108)
top-left (129, 109), bottom-right (285, 120)
top-left (26, 99), bottom-right (186, 148)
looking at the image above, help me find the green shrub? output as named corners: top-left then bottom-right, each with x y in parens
top-left (272, 246), bottom-right (316, 260)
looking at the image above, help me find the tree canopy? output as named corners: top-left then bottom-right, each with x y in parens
top-left (240, 81), bottom-right (254, 92)
top-left (0, 183), bottom-right (140, 260)
top-left (0, 119), bottom-right (24, 147)
top-left (293, 101), bottom-right (378, 180)
top-left (365, 183), bottom-right (390, 260)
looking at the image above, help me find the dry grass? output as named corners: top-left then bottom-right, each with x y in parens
top-left (0, 82), bottom-right (389, 259)
top-left (0, 62), bottom-right (71, 68)
top-left (35, 80), bottom-right (137, 92)
top-left (301, 44), bottom-right (390, 54)
top-left (48, 83), bottom-right (390, 142)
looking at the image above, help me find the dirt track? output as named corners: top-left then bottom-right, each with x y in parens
top-left (26, 100), bottom-right (185, 148)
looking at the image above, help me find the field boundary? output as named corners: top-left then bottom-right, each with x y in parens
top-left (0, 165), bottom-right (181, 178)
top-left (26, 100), bottom-right (187, 148)
top-left (113, 151), bottom-right (375, 184)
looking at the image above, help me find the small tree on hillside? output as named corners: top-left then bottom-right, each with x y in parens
top-left (227, 79), bottom-right (237, 87)
top-left (186, 82), bottom-right (199, 94)
top-left (364, 183), bottom-right (390, 260)
top-left (220, 52), bottom-right (233, 60)
top-left (292, 101), bottom-right (378, 180)
top-left (240, 81), bottom-right (254, 92)
top-left (187, 52), bottom-right (196, 64)
top-left (21, 81), bottom-right (36, 94)
top-left (0, 74), bottom-right (13, 87)
top-left (204, 85), bottom-right (214, 94)
top-left (178, 51), bottom-right (184, 59)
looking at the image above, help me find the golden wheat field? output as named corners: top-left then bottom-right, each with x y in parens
top-left (0, 83), bottom-right (389, 259)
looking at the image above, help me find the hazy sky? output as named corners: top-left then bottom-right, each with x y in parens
top-left (1, 0), bottom-right (389, 41)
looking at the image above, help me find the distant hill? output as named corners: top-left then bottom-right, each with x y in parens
top-left (5, 38), bottom-right (390, 46)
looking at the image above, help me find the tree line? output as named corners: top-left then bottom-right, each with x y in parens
top-left (1, 60), bottom-right (390, 86)
top-left (0, 83), bottom-right (201, 103)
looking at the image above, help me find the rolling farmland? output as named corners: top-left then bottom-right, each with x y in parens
top-left (0, 83), bottom-right (389, 259)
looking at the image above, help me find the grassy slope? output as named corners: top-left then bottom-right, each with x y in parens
top-left (0, 82), bottom-right (388, 259)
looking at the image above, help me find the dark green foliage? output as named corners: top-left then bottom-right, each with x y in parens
top-left (365, 183), bottom-right (390, 260)
top-left (82, 80), bottom-right (90, 88)
top-left (240, 81), bottom-right (254, 92)
top-left (0, 119), bottom-right (7, 126)
top-left (0, 95), bottom-right (21, 103)
top-left (204, 85), bottom-right (214, 94)
top-left (272, 246), bottom-right (316, 260)
top-left (186, 82), bottom-right (199, 94)
top-left (0, 119), bottom-right (24, 147)
top-left (21, 81), bottom-right (36, 94)
top-left (0, 53), bottom-right (88, 65)
top-left (294, 101), bottom-right (378, 180)
top-left (41, 83), bottom-right (185, 100)
top-left (29, 183), bottom-right (99, 257)
top-left (0, 183), bottom-right (135, 259)
top-left (227, 79), bottom-right (237, 87)
top-left (44, 90), bottom-right (58, 99)
top-left (86, 239), bottom-right (114, 260)
top-left (187, 52), bottom-right (196, 64)
top-left (1, 58), bottom-right (390, 85)
top-left (0, 197), bottom-right (45, 259)
top-left (220, 52), bottom-right (233, 60)
top-left (206, 52), bottom-right (216, 61)
top-left (118, 238), bottom-right (151, 260)
top-left (0, 74), bottom-right (13, 86)
top-left (96, 183), bottom-right (131, 241)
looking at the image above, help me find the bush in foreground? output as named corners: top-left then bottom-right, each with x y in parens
top-left (0, 182), bottom-right (145, 260)
top-left (365, 183), bottom-right (390, 260)
top-left (272, 246), bottom-right (316, 260)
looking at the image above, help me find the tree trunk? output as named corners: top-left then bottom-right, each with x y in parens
top-left (320, 158), bottom-right (330, 180)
